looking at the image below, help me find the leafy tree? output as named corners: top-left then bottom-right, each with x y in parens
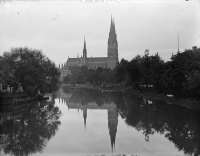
top-left (149, 53), bottom-right (165, 90)
top-left (2, 47), bottom-right (60, 95)
top-left (160, 49), bottom-right (200, 96)
top-left (126, 59), bottom-right (140, 89)
top-left (115, 59), bottom-right (129, 84)
top-left (139, 50), bottom-right (151, 88)
top-left (0, 56), bottom-right (15, 88)
top-left (63, 75), bottom-right (71, 84)
top-left (62, 48), bottom-right (200, 98)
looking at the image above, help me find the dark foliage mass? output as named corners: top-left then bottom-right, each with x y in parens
top-left (63, 65), bottom-right (115, 85)
top-left (0, 47), bottom-right (60, 95)
top-left (63, 49), bottom-right (200, 98)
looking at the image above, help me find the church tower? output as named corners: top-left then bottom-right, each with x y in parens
top-left (83, 37), bottom-right (87, 59)
top-left (107, 16), bottom-right (118, 60)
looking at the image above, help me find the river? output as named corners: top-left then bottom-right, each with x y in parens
top-left (1, 86), bottom-right (200, 156)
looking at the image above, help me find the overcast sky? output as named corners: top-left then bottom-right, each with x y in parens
top-left (0, 0), bottom-right (199, 66)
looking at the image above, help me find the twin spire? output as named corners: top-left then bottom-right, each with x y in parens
top-left (82, 15), bottom-right (117, 59)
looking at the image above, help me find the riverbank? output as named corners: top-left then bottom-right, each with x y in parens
top-left (65, 84), bottom-right (200, 110)
top-left (123, 87), bottom-right (200, 110)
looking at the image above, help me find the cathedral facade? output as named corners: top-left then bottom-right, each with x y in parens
top-left (61, 17), bottom-right (118, 71)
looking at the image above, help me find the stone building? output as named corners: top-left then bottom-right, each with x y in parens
top-left (60, 16), bottom-right (118, 72)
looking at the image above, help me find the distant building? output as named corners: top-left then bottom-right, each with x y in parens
top-left (60, 16), bottom-right (118, 72)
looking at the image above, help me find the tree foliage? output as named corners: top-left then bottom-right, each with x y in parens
top-left (62, 48), bottom-right (200, 98)
top-left (63, 65), bottom-right (115, 85)
top-left (1, 47), bottom-right (60, 95)
top-left (161, 50), bottom-right (200, 96)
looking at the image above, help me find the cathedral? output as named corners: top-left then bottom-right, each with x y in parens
top-left (60, 16), bottom-right (118, 74)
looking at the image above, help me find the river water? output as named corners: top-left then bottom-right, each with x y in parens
top-left (1, 86), bottom-right (200, 156)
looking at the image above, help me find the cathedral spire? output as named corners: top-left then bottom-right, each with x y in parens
top-left (109, 16), bottom-right (116, 38)
top-left (107, 15), bottom-right (118, 61)
top-left (110, 15), bottom-right (113, 31)
top-left (84, 36), bottom-right (86, 49)
top-left (112, 17), bottom-right (116, 35)
top-left (83, 36), bottom-right (87, 59)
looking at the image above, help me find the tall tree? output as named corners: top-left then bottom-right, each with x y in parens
top-left (115, 59), bottom-right (129, 84)
top-left (2, 47), bottom-right (60, 95)
top-left (140, 50), bottom-right (151, 88)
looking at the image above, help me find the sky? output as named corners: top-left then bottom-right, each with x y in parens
top-left (0, 0), bottom-right (200, 66)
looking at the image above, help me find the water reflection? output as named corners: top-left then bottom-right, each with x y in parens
top-left (1, 87), bottom-right (200, 156)
top-left (57, 87), bottom-right (119, 153)
top-left (1, 96), bottom-right (61, 156)
top-left (122, 96), bottom-right (200, 155)
top-left (57, 87), bottom-right (200, 156)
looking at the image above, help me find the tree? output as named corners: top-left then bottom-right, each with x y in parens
top-left (63, 75), bottom-right (71, 84)
top-left (160, 49), bottom-right (200, 96)
top-left (140, 50), bottom-right (151, 88)
top-left (2, 47), bottom-right (60, 95)
top-left (126, 59), bottom-right (140, 89)
top-left (115, 59), bottom-right (129, 84)
top-left (149, 53), bottom-right (165, 90)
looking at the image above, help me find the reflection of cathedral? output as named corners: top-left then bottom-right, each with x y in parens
top-left (59, 95), bottom-right (118, 152)
top-left (108, 107), bottom-right (118, 152)
top-left (82, 105), bottom-right (87, 130)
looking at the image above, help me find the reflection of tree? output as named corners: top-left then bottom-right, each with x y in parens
top-left (121, 96), bottom-right (200, 155)
top-left (2, 101), bottom-right (61, 156)
top-left (66, 87), bottom-right (117, 106)
top-left (63, 87), bottom-right (200, 155)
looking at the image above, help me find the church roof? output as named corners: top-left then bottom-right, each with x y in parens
top-left (67, 58), bottom-right (79, 63)
top-left (67, 57), bottom-right (117, 63)
top-left (86, 57), bottom-right (108, 62)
